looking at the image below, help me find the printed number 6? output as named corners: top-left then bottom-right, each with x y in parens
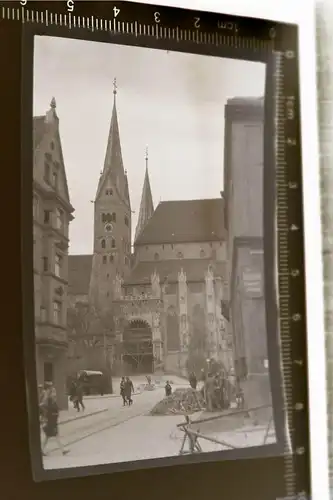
top-left (154, 12), bottom-right (160, 23)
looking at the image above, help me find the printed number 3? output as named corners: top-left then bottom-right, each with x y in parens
top-left (154, 12), bottom-right (160, 23)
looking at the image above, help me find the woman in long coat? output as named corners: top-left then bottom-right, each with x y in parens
top-left (124, 377), bottom-right (134, 406)
top-left (40, 384), bottom-right (69, 456)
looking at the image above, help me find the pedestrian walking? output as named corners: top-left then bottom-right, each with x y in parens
top-left (120, 377), bottom-right (127, 406)
top-left (165, 380), bottom-right (172, 397)
top-left (124, 376), bottom-right (134, 405)
top-left (69, 379), bottom-right (78, 409)
top-left (189, 372), bottom-right (197, 390)
top-left (39, 383), bottom-right (69, 457)
top-left (75, 377), bottom-right (85, 412)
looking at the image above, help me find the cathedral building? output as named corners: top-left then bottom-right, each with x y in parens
top-left (68, 84), bottom-right (231, 377)
top-left (33, 99), bottom-right (74, 409)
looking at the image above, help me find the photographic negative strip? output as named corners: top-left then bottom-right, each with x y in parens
top-left (15, 1), bottom-right (307, 487)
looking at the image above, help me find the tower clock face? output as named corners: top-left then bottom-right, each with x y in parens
top-left (104, 223), bottom-right (113, 233)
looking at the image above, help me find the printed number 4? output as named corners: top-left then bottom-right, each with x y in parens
top-left (113, 6), bottom-right (120, 17)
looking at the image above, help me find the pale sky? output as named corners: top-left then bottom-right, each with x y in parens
top-left (33, 35), bottom-right (266, 255)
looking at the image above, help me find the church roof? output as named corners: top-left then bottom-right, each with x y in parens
top-left (124, 258), bottom-right (226, 285)
top-left (135, 198), bottom-right (225, 246)
top-left (68, 254), bottom-right (93, 295)
top-left (135, 152), bottom-right (154, 242)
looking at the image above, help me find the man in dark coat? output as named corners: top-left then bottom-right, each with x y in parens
top-left (75, 378), bottom-right (85, 412)
top-left (189, 372), bottom-right (197, 390)
top-left (124, 377), bottom-right (134, 405)
top-left (165, 380), bottom-right (172, 397)
top-left (120, 377), bottom-right (127, 406)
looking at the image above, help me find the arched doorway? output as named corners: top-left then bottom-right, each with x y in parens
top-left (122, 319), bottom-right (153, 374)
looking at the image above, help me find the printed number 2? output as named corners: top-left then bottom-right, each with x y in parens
top-left (194, 17), bottom-right (200, 28)
top-left (154, 12), bottom-right (160, 23)
top-left (113, 6), bottom-right (120, 17)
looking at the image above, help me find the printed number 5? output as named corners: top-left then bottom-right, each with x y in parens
top-left (154, 12), bottom-right (160, 23)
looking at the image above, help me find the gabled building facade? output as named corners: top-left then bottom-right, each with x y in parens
top-left (33, 98), bottom-right (74, 409)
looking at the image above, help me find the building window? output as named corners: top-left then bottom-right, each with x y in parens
top-left (111, 212), bottom-right (116, 222)
top-left (101, 239), bottom-right (106, 249)
top-left (102, 213), bottom-right (112, 223)
top-left (171, 244), bottom-right (174, 250)
top-left (107, 273), bottom-right (109, 278)
top-left (200, 249), bottom-right (205, 258)
top-left (50, 141), bottom-right (55, 151)
top-left (52, 171), bottom-right (58, 190)
top-left (42, 257), bottom-right (48, 272)
top-left (33, 195), bottom-right (39, 220)
top-left (107, 292), bottom-right (110, 297)
top-left (55, 208), bottom-right (63, 230)
top-left (53, 301), bottom-right (62, 324)
top-left (106, 188), bottom-right (113, 196)
top-left (103, 256), bottom-right (107, 264)
top-left (40, 306), bottom-right (47, 322)
top-left (110, 255), bottom-right (114, 263)
top-left (44, 362), bottom-right (54, 383)
top-left (44, 162), bottom-right (50, 183)
top-left (177, 252), bottom-right (183, 259)
top-left (124, 215), bottom-right (129, 227)
top-left (44, 210), bottom-right (51, 224)
top-left (154, 253), bottom-right (159, 261)
top-left (54, 254), bottom-right (62, 277)
top-left (111, 238), bottom-right (116, 248)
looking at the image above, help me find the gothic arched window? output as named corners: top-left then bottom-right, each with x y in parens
top-left (110, 255), bottom-right (114, 263)
top-left (101, 239), bottom-right (106, 249)
top-left (111, 238), bottom-right (116, 248)
top-left (166, 306), bottom-right (180, 351)
top-left (105, 188), bottom-right (113, 196)
top-left (102, 256), bottom-right (107, 264)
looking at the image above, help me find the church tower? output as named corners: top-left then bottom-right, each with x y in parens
top-left (89, 79), bottom-right (132, 310)
top-left (134, 147), bottom-right (154, 242)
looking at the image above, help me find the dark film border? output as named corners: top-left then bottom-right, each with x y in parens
top-left (12, 1), bottom-right (308, 494)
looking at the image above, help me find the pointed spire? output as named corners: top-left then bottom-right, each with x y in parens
top-left (95, 78), bottom-right (126, 202)
top-left (45, 96), bottom-right (58, 124)
top-left (135, 147), bottom-right (154, 242)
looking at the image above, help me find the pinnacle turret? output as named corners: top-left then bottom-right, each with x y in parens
top-left (135, 147), bottom-right (154, 242)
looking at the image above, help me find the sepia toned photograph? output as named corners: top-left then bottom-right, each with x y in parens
top-left (28, 33), bottom-right (282, 476)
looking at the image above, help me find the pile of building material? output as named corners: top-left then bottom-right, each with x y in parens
top-left (150, 388), bottom-right (206, 416)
